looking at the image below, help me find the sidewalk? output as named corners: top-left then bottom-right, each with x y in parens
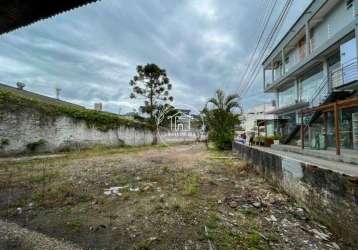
top-left (252, 145), bottom-right (358, 177)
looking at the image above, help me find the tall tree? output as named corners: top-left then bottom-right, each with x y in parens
top-left (129, 64), bottom-right (173, 121)
top-left (207, 89), bottom-right (242, 113)
top-left (203, 89), bottom-right (241, 149)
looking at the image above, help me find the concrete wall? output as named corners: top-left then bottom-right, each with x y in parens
top-left (0, 106), bottom-right (203, 156)
top-left (233, 142), bottom-right (358, 245)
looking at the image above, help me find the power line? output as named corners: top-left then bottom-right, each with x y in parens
top-left (240, 0), bottom-right (294, 97)
top-left (237, 0), bottom-right (278, 93)
top-left (242, 0), bottom-right (294, 96)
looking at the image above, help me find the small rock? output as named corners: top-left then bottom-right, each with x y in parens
top-left (159, 194), bottom-right (165, 202)
top-left (16, 207), bottom-right (22, 215)
top-left (270, 215), bottom-right (277, 222)
top-left (310, 228), bottom-right (330, 241)
top-left (130, 187), bottom-right (140, 192)
top-left (252, 202), bottom-right (261, 208)
top-left (241, 204), bottom-right (253, 209)
top-left (265, 215), bottom-right (277, 222)
top-left (217, 200), bottom-right (223, 204)
top-left (149, 236), bottom-right (159, 242)
top-left (294, 207), bottom-right (308, 221)
top-left (93, 224), bottom-right (107, 232)
top-left (330, 242), bottom-right (340, 249)
top-left (229, 200), bottom-right (239, 208)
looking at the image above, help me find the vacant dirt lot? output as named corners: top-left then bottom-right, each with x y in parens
top-left (0, 143), bottom-right (350, 249)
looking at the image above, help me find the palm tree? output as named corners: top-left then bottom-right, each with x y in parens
top-left (207, 89), bottom-right (242, 113)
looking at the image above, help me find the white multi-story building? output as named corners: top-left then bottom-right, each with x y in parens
top-left (262, 0), bottom-right (358, 154)
top-left (242, 102), bottom-right (277, 136)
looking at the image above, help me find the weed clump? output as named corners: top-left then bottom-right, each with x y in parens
top-left (26, 139), bottom-right (47, 152)
top-left (183, 172), bottom-right (199, 196)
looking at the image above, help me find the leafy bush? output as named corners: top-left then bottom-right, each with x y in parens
top-left (26, 139), bottom-right (47, 152)
top-left (205, 109), bottom-right (240, 150)
top-left (203, 89), bottom-right (241, 150)
top-left (0, 138), bottom-right (9, 149)
top-left (254, 134), bottom-right (282, 146)
top-left (0, 138), bottom-right (9, 145)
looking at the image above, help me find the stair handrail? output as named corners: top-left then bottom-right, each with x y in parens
top-left (309, 77), bottom-right (329, 108)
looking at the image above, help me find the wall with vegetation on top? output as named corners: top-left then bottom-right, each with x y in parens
top-left (0, 90), bottom-right (203, 155)
top-left (0, 106), bottom-right (155, 155)
top-left (0, 90), bottom-right (154, 155)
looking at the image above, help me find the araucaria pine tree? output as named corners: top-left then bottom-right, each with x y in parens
top-left (129, 64), bottom-right (173, 122)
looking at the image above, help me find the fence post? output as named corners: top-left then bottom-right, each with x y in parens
top-left (301, 111), bottom-right (304, 150)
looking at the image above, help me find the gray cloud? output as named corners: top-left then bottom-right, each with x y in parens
top-left (0, 0), bottom-right (311, 113)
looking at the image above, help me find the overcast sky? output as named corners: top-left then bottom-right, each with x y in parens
top-left (0, 0), bottom-right (311, 114)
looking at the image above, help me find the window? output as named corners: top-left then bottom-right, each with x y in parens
top-left (347, 0), bottom-right (353, 9)
top-left (278, 84), bottom-right (297, 108)
top-left (299, 66), bottom-right (324, 102)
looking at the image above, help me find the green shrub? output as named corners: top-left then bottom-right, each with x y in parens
top-left (0, 138), bottom-right (9, 149)
top-left (26, 139), bottom-right (47, 152)
top-left (254, 134), bottom-right (282, 146)
top-left (205, 109), bottom-right (240, 150)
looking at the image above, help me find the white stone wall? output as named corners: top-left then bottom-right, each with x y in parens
top-left (0, 107), bottom-right (154, 155)
top-left (0, 107), bottom-right (205, 155)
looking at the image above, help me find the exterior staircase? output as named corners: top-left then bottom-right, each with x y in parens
top-left (283, 77), bottom-right (351, 145)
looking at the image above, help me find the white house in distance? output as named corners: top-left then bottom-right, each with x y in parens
top-left (167, 109), bottom-right (194, 131)
top-left (242, 102), bottom-right (278, 137)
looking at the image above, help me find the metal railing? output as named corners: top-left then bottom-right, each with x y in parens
top-left (309, 58), bottom-right (358, 109)
top-left (330, 58), bottom-right (358, 88)
top-left (309, 77), bottom-right (329, 108)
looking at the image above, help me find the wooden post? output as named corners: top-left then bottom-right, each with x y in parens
top-left (323, 112), bottom-right (328, 149)
top-left (334, 102), bottom-right (341, 155)
top-left (301, 111), bottom-right (304, 149)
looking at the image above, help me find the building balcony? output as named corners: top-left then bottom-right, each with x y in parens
top-left (264, 19), bottom-right (356, 93)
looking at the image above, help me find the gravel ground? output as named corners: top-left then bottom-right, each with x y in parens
top-left (0, 143), bottom-right (352, 249)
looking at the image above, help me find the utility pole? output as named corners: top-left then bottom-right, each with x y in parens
top-left (55, 87), bottom-right (61, 100)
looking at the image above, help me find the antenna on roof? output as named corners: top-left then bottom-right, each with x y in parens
top-left (55, 87), bottom-right (61, 100)
top-left (16, 82), bottom-right (25, 90)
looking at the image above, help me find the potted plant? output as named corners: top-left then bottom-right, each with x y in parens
top-left (272, 134), bottom-right (282, 145)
